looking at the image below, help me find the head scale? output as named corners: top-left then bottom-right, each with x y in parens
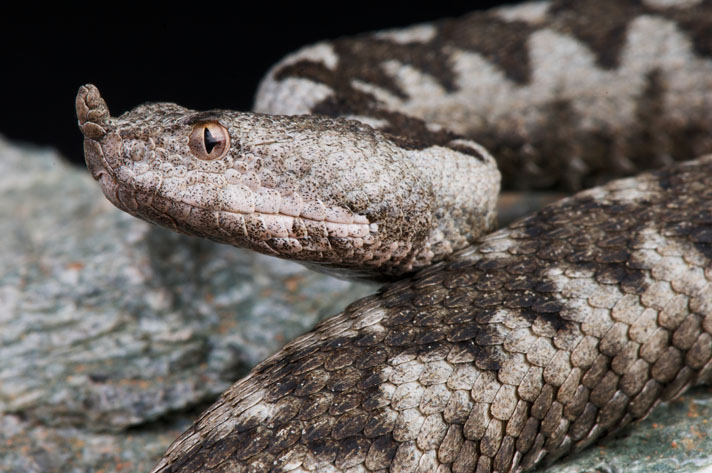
top-left (76, 84), bottom-right (500, 281)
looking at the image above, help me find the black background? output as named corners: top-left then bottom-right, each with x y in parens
top-left (2, 4), bottom-right (510, 165)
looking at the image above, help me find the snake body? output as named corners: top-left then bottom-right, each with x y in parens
top-left (76, 1), bottom-right (712, 472)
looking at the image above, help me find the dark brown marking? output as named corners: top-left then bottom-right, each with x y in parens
top-left (437, 12), bottom-right (536, 84)
top-left (548, 0), bottom-right (647, 69)
top-left (662, 1), bottom-right (712, 59)
top-left (272, 1), bottom-right (712, 191)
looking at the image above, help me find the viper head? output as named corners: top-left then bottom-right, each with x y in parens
top-left (76, 84), bottom-right (499, 280)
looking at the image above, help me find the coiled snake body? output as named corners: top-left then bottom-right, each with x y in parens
top-left (76, 1), bottom-right (712, 472)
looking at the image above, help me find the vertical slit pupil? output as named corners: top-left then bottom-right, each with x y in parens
top-left (204, 127), bottom-right (221, 154)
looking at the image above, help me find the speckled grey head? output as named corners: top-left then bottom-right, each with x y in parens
top-left (76, 84), bottom-right (500, 280)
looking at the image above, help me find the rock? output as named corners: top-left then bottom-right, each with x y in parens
top-left (0, 137), bottom-right (374, 471)
top-left (0, 136), bottom-right (710, 472)
top-left (0, 412), bottom-right (188, 473)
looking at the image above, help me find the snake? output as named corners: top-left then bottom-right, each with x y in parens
top-left (75, 1), bottom-right (712, 472)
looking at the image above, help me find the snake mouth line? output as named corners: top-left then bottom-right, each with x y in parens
top-left (97, 169), bottom-right (418, 270)
top-left (103, 166), bottom-right (382, 251)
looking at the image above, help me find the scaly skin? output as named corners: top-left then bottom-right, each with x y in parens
top-left (76, 85), bottom-right (499, 281)
top-left (75, 1), bottom-right (712, 471)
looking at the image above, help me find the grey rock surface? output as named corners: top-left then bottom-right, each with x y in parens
top-left (0, 136), bottom-right (710, 472)
top-left (0, 137), bottom-right (374, 471)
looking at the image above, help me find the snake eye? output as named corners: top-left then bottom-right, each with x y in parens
top-left (189, 121), bottom-right (230, 160)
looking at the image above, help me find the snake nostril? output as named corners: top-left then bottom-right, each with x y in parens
top-left (76, 84), bottom-right (110, 135)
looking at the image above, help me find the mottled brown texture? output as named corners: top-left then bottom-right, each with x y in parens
top-left (76, 85), bottom-right (499, 281)
top-left (147, 157), bottom-right (712, 473)
top-left (75, 1), bottom-right (712, 472)
top-left (274, 61), bottom-right (480, 159)
top-left (264, 0), bottom-right (712, 192)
